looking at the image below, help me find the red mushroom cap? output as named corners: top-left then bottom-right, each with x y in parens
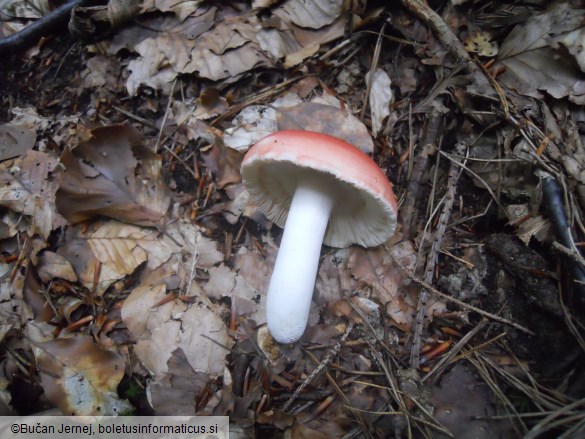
top-left (241, 130), bottom-right (397, 247)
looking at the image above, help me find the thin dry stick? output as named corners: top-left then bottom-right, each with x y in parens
top-left (410, 143), bottom-right (466, 369)
top-left (155, 79), bottom-right (177, 153)
top-left (422, 319), bottom-right (487, 383)
top-left (398, 0), bottom-right (473, 68)
top-left (467, 353), bottom-right (528, 435)
top-left (211, 74), bottom-right (317, 125)
top-left (282, 322), bottom-right (354, 412)
top-left (360, 22), bottom-right (386, 121)
top-left (401, 114), bottom-right (442, 239)
top-left (345, 303), bottom-right (417, 436)
top-left (303, 349), bottom-right (374, 439)
top-left (439, 150), bottom-right (505, 213)
top-left (389, 255), bottom-right (534, 335)
top-left (553, 241), bottom-right (585, 269)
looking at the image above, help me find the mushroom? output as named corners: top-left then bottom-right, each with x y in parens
top-left (241, 130), bottom-right (397, 343)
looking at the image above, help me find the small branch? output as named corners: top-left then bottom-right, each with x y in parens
top-left (389, 253), bottom-right (535, 335)
top-left (410, 143), bottom-right (466, 369)
top-left (0, 0), bottom-right (89, 55)
top-left (397, 0), bottom-right (473, 68)
top-left (282, 322), bottom-right (353, 412)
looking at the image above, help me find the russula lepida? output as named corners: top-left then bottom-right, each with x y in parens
top-left (241, 130), bottom-right (397, 343)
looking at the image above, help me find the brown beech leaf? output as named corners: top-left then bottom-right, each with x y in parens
top-left (122, 285), bottom-right (233, 379)
top-left (201, 140), bottom-right (244, 188)
top-left (276, 102), bottom-right (374, 153)
top-left (36, 251), bottom-right (78, 283)
top-left (496, 3), bottom-right (585, 103)
top-left (57, 220), bottom-right (149, 295)
top-left (56, 126), bottom-right (171, 227)
top-left (0, 124), bottom-right (36, 161)
top-left (56, 218), bottom-right (220, 295)
top-left (0, 150), bottom-right (67, 239)
top-left (148, 348), bottom-right (210, 415)
top-left (348, 242), bottom-right (419, 327)
top-left (273, 0), bottom-right (345, 29)
top-left (141, 0), bottom-right (206, 21)
top-left (35, 336), bottom-right (132, 415)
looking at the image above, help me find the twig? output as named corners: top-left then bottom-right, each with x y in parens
top-left (422, 319), bottom-right (487, 383)
top-left (155, 78), bottom-right (177, 153)
top-left (0, 0), bottom-right (89, 55)
top-left (390, 254), bottom-right (534, 335)
top-left (282, 322), bottom-right (353, 412)
top-left (410, 143), bottom-right (466, 369)
top-left (401, 113), bottom-right (442, 239)
top-left (397, 0), bottom-right (473, 68)
top-left (360, 22), bottom-right (386, 121)
top-left (439, 150), bottom-right (505, 213)
top-left (303, 348), bottom-right (374, 439)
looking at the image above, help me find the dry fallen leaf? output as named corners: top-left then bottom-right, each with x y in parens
top-left (148, 348), bottom-right (211, 415)
top-left (464, 31), bottom-right (498, 57)
top-left (496, 2), bottom-right (585, 103)
top-left (122, 285), bottom-right (233, 379)
top-left (36, 251), bottom-right (78, 283)
top-left (277, 102), bottom-right (374, 153)
top-left (81, 56), bottom-right (121, 91)
top-left (0, 150), bottom-right (68, 239)
top-left (201, 139), bottom-right (244, 188)
top-left (35, 336), bottom-right (131, 415)
top-left (367, 68), bottom-right (393, 137)
top-left (273, 0), bottom-right (345, 29)
top-left (141, 0), bottom-right (205, 21)
top-left (348, 241), bottom-right (423, 327)
top-left (57, 221), bottom-right (149, 295)
top-left (57, 218), bottom-right (219, 295)
top-left (118, 1), bottom-right (352, 93)
top-left (0, 124), bottom-right (36, 161)
top-left (56, 125), bottom-right (171, 227)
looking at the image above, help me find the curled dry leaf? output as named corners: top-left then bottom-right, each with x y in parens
top-left (35, 336), bottom-right (131, 415)
top-left (119, 2), bottom-right (350, 93)
top-left (223, 94), bottom-right (302, 152)
top-left (56, 126), bottom-right (171, 227)
top-left (124, 10), bottom-right (272, 94)
top-left (0, 150), bottom-right (67, 239)
top-left (57, 220), bottom-right (149, 295)
top-left (201, 139), bottom-right (244, 188)
top-left (36, 251), bottom-right (78, 283)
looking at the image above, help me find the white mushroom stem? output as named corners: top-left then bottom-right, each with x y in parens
top-left (267, 174), bottom-right (335, 343)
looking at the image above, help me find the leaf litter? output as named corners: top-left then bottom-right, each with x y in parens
top-left (2, 0), bottom-right (585, 437)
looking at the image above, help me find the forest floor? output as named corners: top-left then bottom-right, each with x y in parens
top-left (1, 0), bottom-right (585, 437)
